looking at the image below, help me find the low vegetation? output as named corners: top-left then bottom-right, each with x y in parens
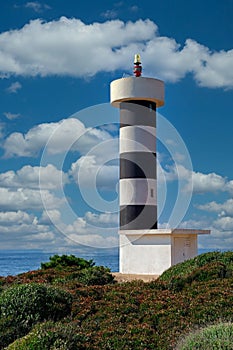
top-left (40, 254), bottom-right (95, 270)
top-left (176, 322), bottom-right (233, 350)
top-left (0, 283), bottom-right (73, 348)
top-left (0, 252), bottom-right (232, 349)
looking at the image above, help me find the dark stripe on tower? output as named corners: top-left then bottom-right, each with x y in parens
top-left (120, 152), bottom-right (156, 179)
top-left (120, 205), bottom-right (157, 230)
top-left (120, 101), bottom-right (156, 128)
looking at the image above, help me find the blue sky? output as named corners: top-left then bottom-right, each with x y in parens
top-left (0, 0), bottom-right (233, 251)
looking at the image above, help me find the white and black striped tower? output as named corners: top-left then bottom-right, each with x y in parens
top-left (111, 54), bottom-right (164, 232)
top-left (110, 55), bottom-right (210, 275)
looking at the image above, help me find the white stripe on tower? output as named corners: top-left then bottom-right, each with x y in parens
top-left (120, 125), bottom-right (156, 153)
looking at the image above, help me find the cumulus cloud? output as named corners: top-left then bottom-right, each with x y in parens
top-left (0, 164), bottom-right (69, 190)
top-left (0, 213), bottom-right (56, 249)
top-left (190, 170), bottom-right (227, 194)
top-left (0, 187), bottom-right (64, 211)
top-left (39, 209), bottom-right (61, 225)
top-left (0, 17), bottom-right (232, 88)
top-left (4, 112), bottom-right (20, 120)
top-left (0, 210), bottom-right (35, 225)
top-left (101, 9), bottom-right (118, 19)
top-left (213, 216), bottom-right (233, 231)
top-left (165, 164), bottom-right (231, 194)
top-left (63, 211), bottom-right (118, 248)
top-left (25, 1), bottom-right (51, 13)
top-left (3, 118), bottom-right (114, 158)
top-left (0, 123), bottom-right (5, 139)
top-left (71, 155), bottom-right (118, 191)
top-left (198, 199), bottom-right (233, 217)
top-left (85, 211), bottom-right (118, 227)
top-left (3, 118), bottom-right (85, 157)
top-left (0, 222), bottom-right (56, 249)
top-left (6, 81), bottom-right (22, 93)
top-left (32, 208), bottom-right (119, 249)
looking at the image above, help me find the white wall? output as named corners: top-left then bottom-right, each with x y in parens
top-left (120, 234), bottom-right (171, 275)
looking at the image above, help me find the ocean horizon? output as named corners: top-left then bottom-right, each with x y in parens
top-left (0, 248), bottom-right (227, 277)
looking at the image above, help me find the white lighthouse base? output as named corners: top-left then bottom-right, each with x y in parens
top-left (119, 229), bottom-right (210, 275)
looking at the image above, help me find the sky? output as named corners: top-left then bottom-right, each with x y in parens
top-left (0, 0), bottom-right (233, 252)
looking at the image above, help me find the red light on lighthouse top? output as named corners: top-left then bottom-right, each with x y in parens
top-left (134, 53), bottom-right (142, 77)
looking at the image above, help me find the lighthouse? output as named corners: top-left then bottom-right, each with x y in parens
top-left (110, 55), bottom-right (210, 275)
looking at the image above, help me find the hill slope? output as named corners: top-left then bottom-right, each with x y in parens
top-left (0, 251), bottom-right (233, 349)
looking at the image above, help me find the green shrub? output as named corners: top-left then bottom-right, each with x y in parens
top-left (167, 261), bottom-right (228, 291)
top-left (40, 254), bottom-right (115, 286)
top-left (78, 266), bottom-right (115, 286)
top-left (159, 251), bottom-right (233, 289)
top-left (41, 254), bottom-right (95, 270)
top-left (176, 322), bottom-right (233, 349)
top-left (0, 283), bottom-right (73, 348)
top-left (6, 321), bottom-right (86, 350)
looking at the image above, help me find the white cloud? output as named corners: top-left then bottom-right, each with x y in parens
top-left (165, 164), bottom-right (230, 194)
top-left (0, 216), bottom-right (56, 249)
top-left (213, 216), bottom-right (233, 231)
top-left (0, 210), bottom-right (35, 225)
top-left (6, 81), bottom-right (22, 93)
top-left (0, 187), bottom-right (64, 211)
top-left (39, 209), bottom-right (61, 224)
top-left (191, 170), bottom-right (226, 194)
top-left (198, 199), bottom-right (233, 217)
top-left (0, 164), bottom-right (69, 190)
top-left (63, 211), bottom-right (118, 248)
top-left (71, 155), bottom-right (118, 191)
top-left (0, 17), bottom-right (232, 88)
top-left (74, 128), bottom-right (114, 157)
top-left (130, 5), bottom-right (139, 12)
top-left (4, 118), bottom-right (85, 157)
top-left (25, 1), bottom-right (51, 13)
top-left (4, 112), bottom-right (20, 120)
top-left (0, 123), bottom-right (5, 138)
top-left (225, 180), bottom-right (233, 195)
top-left (34, 208), bottom-right (119, 248)
top-left (101, 9), bottom-right (118, 19)
top-left (3, 118), bottom-right (114, 158)
top-left (0, 210), bottom-right (46, 236)
top-left (64, 233), bottom-right (118, 248)
top-left (0, 18), bottom-right (156, 78)
top-left (85, 211), bottom-right (118, 227)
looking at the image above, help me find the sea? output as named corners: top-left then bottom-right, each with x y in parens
top-left (0, 248), bottom-right (119, 277)
top-left (0, 248), bottom-right (224, 277)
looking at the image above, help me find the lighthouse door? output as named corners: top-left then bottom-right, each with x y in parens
top-left (172, 237), bottom-right (196, 265)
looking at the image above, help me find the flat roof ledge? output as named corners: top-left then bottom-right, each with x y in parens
top-left (119, 229), bottom-right (211, 236)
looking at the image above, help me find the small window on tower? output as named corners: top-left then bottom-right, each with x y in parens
top-left (150, 189), bottom-right (154, 198)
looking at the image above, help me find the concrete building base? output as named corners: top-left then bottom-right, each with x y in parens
top-left (119, 229), bottom-right (210, 275)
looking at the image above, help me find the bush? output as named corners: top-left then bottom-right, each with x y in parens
top-left (41, 254), bottom-right (95, 270)
top-left (176, 322), bottom-right (233, 349)
top-left (6, 321), bottom-right (86, 350)
top-left (40, 255), bottom-right (115, 286)
top-left (0, 283), bottom-right (73, 348)
top-left (159, 251), bottom-right (233, 290)
top-left (78, 266), bottom-right (115, 286)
